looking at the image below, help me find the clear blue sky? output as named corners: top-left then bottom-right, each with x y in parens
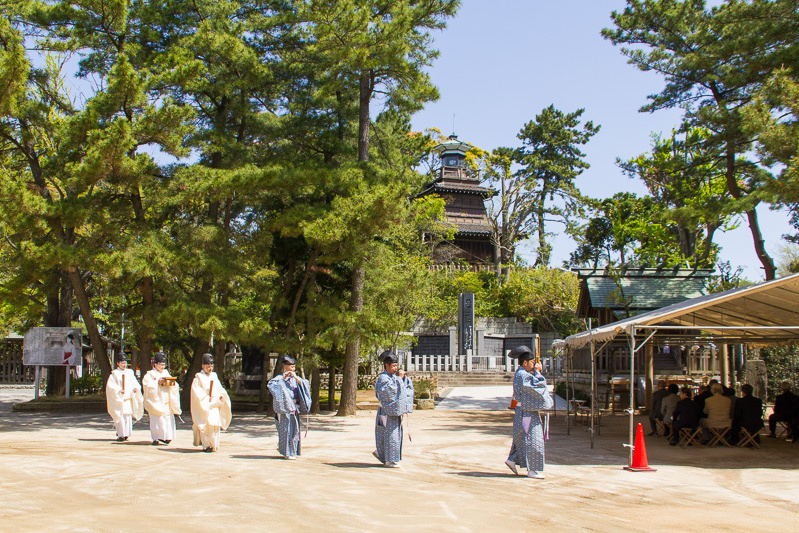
top-left (410, 0), bottom-right (790, 280)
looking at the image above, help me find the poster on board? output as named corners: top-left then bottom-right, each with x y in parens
top-left (23, 327), bottom-right (83, 366)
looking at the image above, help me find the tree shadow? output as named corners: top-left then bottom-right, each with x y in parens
top-left (229, 454), bottom-right (285, 460)
top-left (450, 471), bottom-right (518, 479)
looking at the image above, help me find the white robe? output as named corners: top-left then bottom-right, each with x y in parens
top-left (106, 368), bottom-right (144, 438)
top-left (143, 368), bottom-right (182, 442)
top-left (190, 371), bottom-right (232, 451)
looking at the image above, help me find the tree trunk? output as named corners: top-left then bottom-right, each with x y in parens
top-left (337, 265), bottom-right (365, 416)
top-left (180, 339), bottom-right (210, 410)
top-left (327, 366), bottom-right (337, 411)
top-left (67, 267), bottom-right (112, 386)
top-left (311, 365), bottom-right (321, 414)
top-left (257, 351), bottom-right (272, 414)
top-left (136, 275), bottom-right (155, 375)
top-left (44, 269), bottom-right (73, 395)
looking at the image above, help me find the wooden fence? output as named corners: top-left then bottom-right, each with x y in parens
top-left (0, 339), bottom-right (34, 384)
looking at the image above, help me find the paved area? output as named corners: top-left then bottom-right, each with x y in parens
top-left (436, 384), bottom-right (569, 411)
top-left (2, 387), bottom-right (799, 531)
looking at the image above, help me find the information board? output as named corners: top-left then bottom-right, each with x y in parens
top-left (23, 327), bottom-right (83, 366)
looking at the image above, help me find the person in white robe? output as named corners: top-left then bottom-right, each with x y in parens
top-left (190, 353), bottom-right (232, 452)
top-left (267, 355), bottom-right (311, 459)
top-left (373, 351), bottom-right (412, 468)
top-left (106, 353), bottom-right (144, 442)
top-left (143, 352), bottom-right (181, 445)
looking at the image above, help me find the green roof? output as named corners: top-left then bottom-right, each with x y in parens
top-left (575, 268), bottom-right (713, 312)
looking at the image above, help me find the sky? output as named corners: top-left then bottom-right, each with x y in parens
top-left (409, 0), bottom-right (791, 281)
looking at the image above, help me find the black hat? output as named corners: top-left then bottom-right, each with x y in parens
top-left (114, 352), bottom-right (127, 363)
top-left (153, 352), bottom-right (166, 364)
top-left (509, 345), bottom-right (534, 362)
top-left (202, 353), bottom-right (214, 365)
top-left (380, 351), bottom-right (398, 365)
top-left (66, 333), bottom-right (74, 340)
top-left (280, 355), bottom-right (296, 366)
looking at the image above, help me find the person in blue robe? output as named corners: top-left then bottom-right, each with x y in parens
top-left (267, 355), bottom-right (311, 459)
top-left (505, 345), bottom-right (553, 479)
top-left (373, 351), bottom-right (412, 468)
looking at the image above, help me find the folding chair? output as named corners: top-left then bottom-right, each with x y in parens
top-left (707, 427), bottom-right (732, 447)
top-left (776, 421), bottom-right (791, 439)
top-left (655, 419), bottom-right (670, 437)
top-left (678, 427), bottom-right (702, 448)
top-left (738, 427), bottom-right (761, 449)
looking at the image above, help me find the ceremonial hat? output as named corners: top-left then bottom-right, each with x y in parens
top-left (509, 345), bottom-right (534, 362)
top-left (280, 355), bottom-right (296, 366)
top-left (202, 353), bottom-right (214, 365)
top-left (153, 352), bottom-right (166, 364)
top-left (114, 352), bottom-right (127, 363)
top-left (379, 351), bottom-right (398, 365)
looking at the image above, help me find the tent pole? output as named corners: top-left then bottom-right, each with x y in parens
top-left (590, 338), bottom-right (596, 449)
top-left (627, 326), bottom-right (636, 467)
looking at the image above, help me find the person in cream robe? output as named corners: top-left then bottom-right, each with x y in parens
top-left (142, 352), bottom-right (181, 445)
top-left (190, 353), bottom-right (232, 452)
top-left (106, 353), bottom-right (144, 442)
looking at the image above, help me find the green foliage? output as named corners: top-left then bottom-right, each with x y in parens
top-left (69, 374), bottom-right (103, 395)
top-left (760, 345), bottom-right (799, 401)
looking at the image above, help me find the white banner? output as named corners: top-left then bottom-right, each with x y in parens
top-left (23, 327), bottom-right (83, 366)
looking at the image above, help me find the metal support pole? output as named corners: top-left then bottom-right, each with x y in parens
top-left (34, 366), bottom-right (40, 400)
top-left (626, 327), bottom-right (637, 467)
top-left (65, 368), bottom-right (70, 399)
top-left (590, 338), bottom-right (596, 449)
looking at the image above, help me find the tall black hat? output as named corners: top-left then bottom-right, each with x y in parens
top-left (114, 352), bottom-right (127, 363)
top-left (280, 355), bottom-right (296, 366)
top-left (379, 350), bottom-right (398, 365)
top-left (153, 352), bottom-right (166, 364)
top-left (202, 353), bottom-right (214, 365)
top-left (509, 345), bottom-right (534, 362)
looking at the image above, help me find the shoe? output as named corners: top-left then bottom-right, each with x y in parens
top-left (122, 437), bottom-right (128, 441)
top-left (203, 447), bottom-right (214, 453)
top-left (648, 431), bottom-right (657, 437)
top-left (505, 459), bottom-right (519, 475)
top-left (162, 440), bottom-right (171, 445)
top-left (384, 461), bottom-right (401, 468)
top-left (116, 437), bottom-right (124, 442)
top-left (669, 441), bottom-right (677, 446)
top-left (767, 434), bottom-right (777, 438)
top-left (152, 441), bottom-right (160, 446)
top-left (285, 455), bottom-right (297, 460)
top-left (372, 450), bottom-right (382, 463)
top-left (527, 471), bottom-right (545, 479)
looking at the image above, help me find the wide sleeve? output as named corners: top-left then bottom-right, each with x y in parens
top-left (214, 376), bottom-right (232, 430)
top-left (402, 377), bottom-right (414, 414)
top-left (106, 372), bottom-right (124, 423)
top-left (268, 376), bottom-right (294, 414)
top-left (190, 374), bottom-right (209, 428)
top-left (128, 370), bottom-right (144, 421)
top-left (517, 371), bottom-right (553, 411)
top-left (297, 378), bottom-right (312, 414)
top-left (376, 374), bottom-right (402, 416)
top-left (168, 374), bottom-right (182, 416)
top-left (142, 371), bottom-right (164, 417)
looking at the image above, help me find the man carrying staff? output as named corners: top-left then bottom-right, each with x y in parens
top-left (267, 355), bottom-right (311, 460)
top-left (106, 352), bottom-right (144, 442)
top-left (143, 352), bottom-right (181, 446)
top-left (505, 345), bottom-right (553, 480)
top-left (373, 351), bottom-right (413, 468)
top-left (190, 353), bottom-right (232, 452)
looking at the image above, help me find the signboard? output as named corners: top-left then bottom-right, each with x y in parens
top-left (458, 292), bottom-right (474, 354)
top-left (23, 327), bottom-right (83, 366)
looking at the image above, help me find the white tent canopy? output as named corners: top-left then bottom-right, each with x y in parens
top-left (561, 272), bottom-right (799, 350)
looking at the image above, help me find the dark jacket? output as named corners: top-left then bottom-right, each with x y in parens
top-left (733, 394), bottom-right (764, 431)
top-left (651, 388), bottom-right (669, 418)
top-left (672, 398), bottom-right (702, 429)
top-left (774, 391), bottom-right (798, 420)
top-left (694, 390), bottom-right (712, 415)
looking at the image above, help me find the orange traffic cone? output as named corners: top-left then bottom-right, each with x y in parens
top-left (624, 423), bottom-right (657, 472)
top-left (509, 397), bottom-right (518, 410)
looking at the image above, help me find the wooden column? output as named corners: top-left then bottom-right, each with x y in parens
top-left (645, 343), bottom-right (654, 411)
top-left (719, 344), bottom-right (729, 389)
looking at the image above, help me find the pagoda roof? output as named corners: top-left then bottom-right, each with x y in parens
top-left (418, 181), bottom-right (496, 198)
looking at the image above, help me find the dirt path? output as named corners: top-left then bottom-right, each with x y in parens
top-left (1, 402), bottom-right (798, 532)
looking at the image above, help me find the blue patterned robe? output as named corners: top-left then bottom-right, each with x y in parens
top-left (508, 368), bottom-right (553, 472)
top-left (268, 374), bottom-right (311, 458)
top-left (374, 372), bottom-right (412, 463)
